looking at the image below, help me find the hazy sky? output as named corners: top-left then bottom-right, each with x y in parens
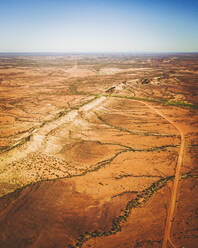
top-left (0, 0), bottom-right (198, 52)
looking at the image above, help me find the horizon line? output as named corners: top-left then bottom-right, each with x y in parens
top-left (0, 51), bottom-right (198, 55)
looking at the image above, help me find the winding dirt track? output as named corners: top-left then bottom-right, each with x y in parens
top-left (135, 100), bottom-right (185, 248)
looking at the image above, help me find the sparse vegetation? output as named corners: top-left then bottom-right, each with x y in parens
top-left (0, 54), bottom-right (197, 247)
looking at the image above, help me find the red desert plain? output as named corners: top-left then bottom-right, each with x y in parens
top-left (0, 53), bottom-right (197, 248)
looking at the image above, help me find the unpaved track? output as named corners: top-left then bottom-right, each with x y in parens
top-left (135, 100), bottom-right (185, 248)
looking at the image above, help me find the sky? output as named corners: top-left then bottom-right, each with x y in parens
top-left (0, 0), bottom-right (198, 53)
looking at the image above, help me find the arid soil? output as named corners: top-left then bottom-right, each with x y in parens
top-left (0, 54), bottom-right (197, 248)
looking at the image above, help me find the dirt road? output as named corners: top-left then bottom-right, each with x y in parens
top-left (136, 100), bottom-right (185, 248)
